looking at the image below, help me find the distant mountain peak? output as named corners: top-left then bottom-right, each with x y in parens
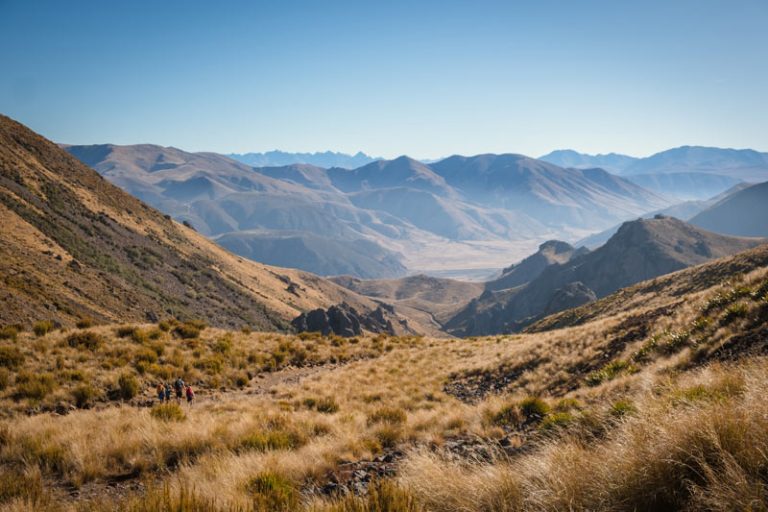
top-left (228, 150), bottom-right (379, 169)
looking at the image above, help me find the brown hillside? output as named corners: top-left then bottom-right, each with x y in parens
top-left (0, 115), bottom-right (381, 329)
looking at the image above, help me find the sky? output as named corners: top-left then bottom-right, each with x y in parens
top-left (1, 0), bottom-right (767, 159)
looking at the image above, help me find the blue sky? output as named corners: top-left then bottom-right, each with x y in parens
top-left (1, 0), bottom-right (766, 159)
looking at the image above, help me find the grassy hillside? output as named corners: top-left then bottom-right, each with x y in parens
top-left (0, 114), bottom-right (390, 330)
top-left (1, 243), bottom-right (767, 510)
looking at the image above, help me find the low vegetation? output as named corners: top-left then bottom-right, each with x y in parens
top-left (0, 268), bottom-right (765, 511)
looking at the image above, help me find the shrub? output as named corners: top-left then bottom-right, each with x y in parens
top-left (610, 399), bottom-right (637, 418)
top-left (213, 335), bottom-right (233, 354)
top-left (158, 320), bottom-right (174, 332)
top-left (0, 467), bottom-right (44, 505)
top-left (539, 411), bottom-right (574, 432)
top-left (315, 396), bottom-right (340, 414)
top-left (367, 406), bottom-right (407, 426)
top-left (238, 429), bottom-right (306, 452)
top-left (232, 372), bottom-right (250, 388)
top-left (321, 480), bottom-right (423, 512)
top-left (33, 320), bottom-right (54, 336)
top-left (134, 347), bottom-right (159, 364)
top-left (553, 398), bottom-right (582, 412)
top-left (14, 372), bottom-right (56, 401)
top-left (374, 425), bottom-right (402, 449)
top-left (720, 303), bottom-right (748, 325)
top-left (71, 383), bottom-right (97, 408)
top-left (66, 331), bottom-right (104, 351)
top-left (0, 325), bottom-right (19, 341)
top-left (174, 322), bottom-right (201, 339)
top-left (247, 472), bottom-right (298, 512)
top-left (519, 397), bottom-right (550, 420)
top-left (587, 360), bottom-right (638, 386)
top-left (488, 402), bottom-right (523, 428)
top-left (117, 373), bottom-right (139, 400)
top-left (150, 402), bottom-right (186, 422)
top-left (75, 317), bottom-right (94, 329)
top-left (116, 325), bottom-right (137, 338)
top-left (0, 368), bottom-right (10, 391)
top-left (0, 345), bottom-right (24, 369)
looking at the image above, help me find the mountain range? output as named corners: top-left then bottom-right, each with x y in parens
top-left (65, 145), bottom-right (670, 279)
top-left (541, 146), bottom-right (768, 200)
top-left (228, 150), bottom-right (378, 169)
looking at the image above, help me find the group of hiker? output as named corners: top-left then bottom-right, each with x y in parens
top-left (156, 377), bottom-right (195, 404)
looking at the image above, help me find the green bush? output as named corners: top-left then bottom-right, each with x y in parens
top-left (539, 411), bottom-right (574, 432)
top-left (0, 345), bottom-right (24, 369)
top-left (65, 331), bottom-right (104, 351)
top-left (520, 397), bottom-right (550, 420)
top-left (117, 373), bottom-right (139, 400)
top-left (150, 402), bottom-right (186, 422)
top-left (610, 399), bottom-right (637, 418)
top-left (247, 472), bottom-right (297, 512)
top-left (32, 320), bottom-right (54, 337)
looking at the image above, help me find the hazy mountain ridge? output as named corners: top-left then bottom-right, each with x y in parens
top-left (689, 181), bottom-right (768, 238)
top-left (66, 145), bottom-right (671, 279)
top-left (228, 150), bottom-right (378, 169)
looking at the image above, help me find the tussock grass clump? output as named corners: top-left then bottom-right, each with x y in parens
top-left (609, 399), bottom-right (637, 418)
top-left (14, 371), bottom-right (56, 401)
top-left (318, 480), bottom-right (424, 512)
top-left (538, 411), bottom-right (574, 432)
top-left (519, 397), bottom-right (550, 420)
top-left (150, 402), bottom-right (186, 422)
top-left (0, 466), bottom-right (44, 505)
top-left (117, 373), bottom-right (140, 400)
top-left (586, 359), bottom-right (637, 386)
top-left (65, 330), bottom-right (104, 351)
top-left (238, 428), bottom-right (306, 453)
top-left (303, 396), bottom-right (340, 414)
top-left (0, 344), bottom-right (24, 369)
top-left (367, 406), bottom-right (407, 426)
top-left (33, 320), bottom-right (55, 336)
top-left (174, 322), bottom-right (203, 339)
top-left (71, 383), bottom-right (98, 408)
top-left (75, 317), bottom-right (94, 329)
top-left (0, 325), bottom-right (20, 341)
top-left (247, 471), bottom-right (298, 511)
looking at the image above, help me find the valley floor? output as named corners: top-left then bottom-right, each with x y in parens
top-left (1, 262), bottom-right (767, 511)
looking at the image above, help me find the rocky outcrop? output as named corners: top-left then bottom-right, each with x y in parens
top-left (291, 302), bottom-right (402, 337)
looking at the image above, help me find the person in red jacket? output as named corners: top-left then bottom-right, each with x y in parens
top-left (185, 384), bottom-right (195, 405)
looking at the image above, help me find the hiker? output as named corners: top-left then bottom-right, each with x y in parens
top-left (164, 382), bottom-right (172, 402)
top-left (185, 384), bottom-right (194, 405)
top-left (174, 377), bottom-right (185, 401)
top-left (156, 382), bottom-right (165, 402)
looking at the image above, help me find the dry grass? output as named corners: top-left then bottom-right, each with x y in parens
top-left (0, 267), bottom-right (766, 510)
